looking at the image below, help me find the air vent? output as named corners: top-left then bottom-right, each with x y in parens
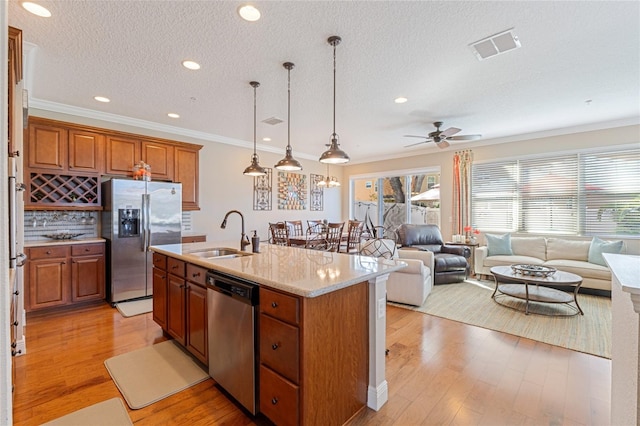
top-left (469, 29), bottom-right (521, 61)
top-left (262, 116), bottom-right (283, 125)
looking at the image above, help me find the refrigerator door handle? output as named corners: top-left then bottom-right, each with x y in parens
top-left (143, 193), bottom-right (151, 252)
top-left (141, 193), bottom-right (148, 251)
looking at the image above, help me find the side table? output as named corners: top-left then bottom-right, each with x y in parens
top-left (445, 241), bottom-right (479, 277)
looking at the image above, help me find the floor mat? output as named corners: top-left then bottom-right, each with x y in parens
top-left (115, 298), bottom-right (153, 317)
top-left (41, 397), bottom-right (132, 425)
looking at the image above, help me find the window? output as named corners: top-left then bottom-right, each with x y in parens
top-left (472, 147), bottom-right (640, 237)
top-left (351, 169), bottom-right (440, 232)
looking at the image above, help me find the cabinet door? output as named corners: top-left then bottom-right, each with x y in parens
top-left (142, 141), bottom-right (174, 181)
top-left (152, 267), bottom-right (168, 330)
top-left (27, 258), bottom-right (69, 311)
top-left (68, 129), bottom-right (104, 174)
top-left (175, 147), bottom-right (199, 210)
top-left (28, 122), bottom-right (67, 171)
top-left (70, 255), bottom-right (105, 302)
top-left (186, 283), bottom-right (208, 365)
top-left (167, 274), bottom-right (186, 344)
top-left (105, 135), bottom-right (140, 176)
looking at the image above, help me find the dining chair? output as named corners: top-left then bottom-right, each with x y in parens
top-left (340, 220), bottom-right (364, 254)
top-left (269, 222), bottom-right (290, 246)
top-left (286, 220), bottom-right (304, 237)
top-left (305, 223), bottom-right (327, 250)
top-left (324, 222), bottom-right (345, 252)
top-left (306, 220), bottom-right (325, 233)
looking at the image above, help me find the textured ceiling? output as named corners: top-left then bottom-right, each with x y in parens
top-left (8, 1), bottom-right (640, 164)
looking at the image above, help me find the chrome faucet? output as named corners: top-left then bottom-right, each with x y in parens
top-left (220, 210), bottom-right (251, 252)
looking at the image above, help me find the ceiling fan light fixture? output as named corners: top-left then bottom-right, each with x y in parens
top-left (275, 62), bottom-right (302, 171)
top-left (319, 35), bottom-right (350, 165)
top-left (244, 81), bottom-right (267, 176)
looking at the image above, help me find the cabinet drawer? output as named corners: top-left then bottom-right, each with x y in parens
top-left (260, 288), bottom-right (300, 326)
top-left (153, 252), bottom-right (167, 270)
top-left (167, 257), bottom-right (185, 277)
top-left (186, 263), bottom-right (206, 287)
top-left (71, 243), bottom-right (103, 256)
top-left (181, 235), bottom-right (206, 244)
top-left (28, 246), bottom-right (70, 260)
top-left (260, 314), bottom-right (299, 384)
top-left (259, 365), bottom-right (299, 426)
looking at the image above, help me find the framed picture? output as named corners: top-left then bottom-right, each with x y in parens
top-left (253, 168), bottom-right (272, 210)
top-left (277, 172), bottom-right (307, 210)
top-left (310, 173), bottom-right (323, 211)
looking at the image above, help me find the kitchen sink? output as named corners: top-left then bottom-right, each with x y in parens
top-left (186, 247), bottom-right (252, 259)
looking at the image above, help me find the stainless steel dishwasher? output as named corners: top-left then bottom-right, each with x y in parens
top-left (206, 271), bottom-right (259, 414)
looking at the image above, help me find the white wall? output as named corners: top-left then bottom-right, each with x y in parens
top-left (28, 109), bottom-right (343, 244)
top-left (343, 124), bottom-right (640, 254)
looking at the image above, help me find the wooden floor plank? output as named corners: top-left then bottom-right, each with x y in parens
top-left (12, 302), bottom-right (610, 425)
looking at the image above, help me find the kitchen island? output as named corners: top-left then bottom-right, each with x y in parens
top-left (150, 241), bottom-right (406, 425)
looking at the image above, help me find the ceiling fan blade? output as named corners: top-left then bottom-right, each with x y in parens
top-left (436, 140), bottom-right (450, 149)
top-left (439, 127), bottom-right (461, 138)
top-left (449, 134), bottom-right (482, 141)
top-left (404, 140), bottom-right (430, 148)
top-left (403, 135), bottom-right (431, 139)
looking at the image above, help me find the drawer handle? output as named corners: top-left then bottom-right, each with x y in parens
top-left (84, 248), bottom-right (90, 252)
top-left (46, 250), bottom-right (51, 255)
top-left (172, 265), bottom-right (179, 269)
top-left (271, 343), bottom-right (279, 350)
top-left (14, 290), bottom-right (19, 296)
top-left (271, 301), bottom-right (278, 308)
top-left (271, 397), bottom-right (278, 405)
top-left (12, 321), bottom-right (19, 326)
top-left (192, 272), bottom-right (200, 278)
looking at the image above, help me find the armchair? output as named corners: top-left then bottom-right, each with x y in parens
top-left (396, 224), bottom-right (470, 284)
top-left (359, 238), bottom-right (433, 306)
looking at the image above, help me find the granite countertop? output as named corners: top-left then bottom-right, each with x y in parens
top-left (25, 237), bottom-right (106, 247)
top-left (150, 241), bottom-right (407, 298)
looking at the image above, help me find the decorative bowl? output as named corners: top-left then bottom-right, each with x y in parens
top-left (42, 233), bottom-right (85, 240)
top-left (510, 264), bottom-right (557, 277)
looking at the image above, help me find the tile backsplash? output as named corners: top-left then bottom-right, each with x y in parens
top-left (24, 211), bottom-right (99, 242)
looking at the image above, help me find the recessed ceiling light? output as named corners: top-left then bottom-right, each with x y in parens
top-left (94, 96), bottom-right (110, 103)
top-left (394, 97), bottom-right (408, 104)
top-left (182, 60), bottom-right (201, 70)
top-left (22, 2), bottom-right (51, 17)
top-left (262, 137), bottom-right (271, 142)
top-left (238, 5), bottom-right (261, 22)
top-left (167, 113), bottom-right (180, 118)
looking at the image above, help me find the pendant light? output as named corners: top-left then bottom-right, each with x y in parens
top-left (274, 62), bottom-right (303, 171)
top-left (317, 163), bottom-right (340, 187)
top-left (243, 81), bottom-right (267, 176)
top-left (320, 35), bottom-right (350, 164)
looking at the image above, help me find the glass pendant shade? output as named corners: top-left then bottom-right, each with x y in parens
top-left (244, 81), bottom-right (267, 176)
top-left (275, 62), bottom-right (302, 171)
top-left (317, 164), bottom-right (340, 187)
top-left (319, 35), bottom-right (350, 164)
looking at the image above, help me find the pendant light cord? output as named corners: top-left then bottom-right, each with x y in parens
top-left (287, 66), bottom-right (291, 149)
top-left (253, 84), bottom-right (257, 155)
top-left (332, 40), bottom-right (336, 137)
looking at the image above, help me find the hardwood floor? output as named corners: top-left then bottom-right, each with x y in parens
top-left (12, 301), bottom-right (610, 425)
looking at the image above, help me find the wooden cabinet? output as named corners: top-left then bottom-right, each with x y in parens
top-left (157, 257), bottom-right (208, 364)
top-left (259, 284), bottom-right (368, 426)
top-left (26, 242), bottom-right (106, 312)
top-left (142, 141), bottom-right (174, 181)
top-left (105, 135), bottom-right (140, 176)
top-left (175, 147), bottom-right (200, 211)
top-left (27, 122), bottom-right (67, 171)
top-left (68, 129), bottom-right (104, 174)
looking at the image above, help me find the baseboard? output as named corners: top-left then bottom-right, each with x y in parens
top-left (367, 380), bottom-right (388, 411)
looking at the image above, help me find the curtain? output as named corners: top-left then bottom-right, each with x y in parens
top-left (452, 150), bottom-right (473, 235)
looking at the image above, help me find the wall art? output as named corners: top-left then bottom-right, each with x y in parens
top-left (310, 173), bottom-right (323, 211)
top-left (277, 171), bottom-right (307, 210)
top-left (253, 167), bottom-right (272, 211)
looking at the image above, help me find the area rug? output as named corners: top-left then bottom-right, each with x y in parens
top-left (115, 298), bottom-right (153, 317)
top-left (104, 340), bottom-right (209, 409)
top-left (391, 279), bottom-right (611, 358)
top-left (42, 397), bottom-right (132, 425)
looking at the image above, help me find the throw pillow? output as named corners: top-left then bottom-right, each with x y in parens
top-left (485, 233), bottom-right (513, 256)
top-left (588, 237), bottom-right (624, 266)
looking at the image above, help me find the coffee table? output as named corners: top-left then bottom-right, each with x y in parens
top-left (490, 265), bottom-right (584, 316)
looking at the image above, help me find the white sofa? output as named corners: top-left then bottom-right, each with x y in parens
top-left (475, 236), bottom-right (619, 292)
top-left (360, 239), bottom-right (433, 306)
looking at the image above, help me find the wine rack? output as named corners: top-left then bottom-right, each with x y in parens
top-left (28, 172), bottom-right (99, 207)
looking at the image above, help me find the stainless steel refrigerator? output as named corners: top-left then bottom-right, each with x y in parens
top-left (102, 178), bottom-right (182, 304)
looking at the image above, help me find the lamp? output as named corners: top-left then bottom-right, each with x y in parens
top-left (275, 62), bottom-right (303, 171)
top-left (243, 81), bottom-right (267, 176)
top-left (317, 164), bottom-right (341, 188)
top-left (319, 35), bottom-right (350, 164)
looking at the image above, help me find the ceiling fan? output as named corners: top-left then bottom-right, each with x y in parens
top-left (404, 121), bottom-right (482, 149)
